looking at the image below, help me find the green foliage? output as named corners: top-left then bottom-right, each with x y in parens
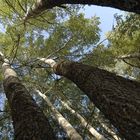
top-left (0, 1), bottom-right (103, 139)
top-left (0, 1), bottom-right (139, 139)
top-left (107, 13), bottom-right (140, 78)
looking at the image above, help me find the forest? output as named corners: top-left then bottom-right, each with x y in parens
top-left (0, 0), bottom-right (140, 140)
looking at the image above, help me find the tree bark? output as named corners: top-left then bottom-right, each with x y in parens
top-left (24, 0), bottom-right (140, 20)
top-left (2, 63), bottom-right (55, 140)
top-left (98, 119), bottom-right (120, 140)
top-left (51, 60), bottom-right (140, 140)
top-left (36, 90), bottom-right (83, 140)
top-left (61, 100), bottom-right (107, 140)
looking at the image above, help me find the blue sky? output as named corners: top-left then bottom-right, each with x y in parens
top-left (83, 5), bottom-right (124, 40)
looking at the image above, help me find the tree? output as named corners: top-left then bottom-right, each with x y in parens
top-left (0, 3), bottom-right (103, 138)
top-left (106, 13), bottom-right (140, 80)
top-left (36, 90), bottom-right (83, 140)
top-left (0, 53), bottom-right (55, 140)
top-left (60, 100), bottom-right (107, 140)
top-left (61, 99), bottom-right (120, 140)
top-left (40, 58), bottom-right (140, 140)
top-left (49, 82), bottom-right (120, 140)
top-left (0, 1), bottom-right (139, 139)
top-left (24, 0), bottom-right (140, 20)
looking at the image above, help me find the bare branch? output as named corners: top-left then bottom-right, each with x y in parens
top-left (122, 59), bottom-right (140, 68)
top-left (17, 0), bottom-right (26, 13)
top-left (117, 53), bottom-right (140, 60)
top-left (4, 0), bottom-right (21, 17)
top-left (11, 34), bottom-right (21, 64)
top-left (24, 0), bottom-right (140, 20)
top-left (46, 36), bottom-right (73, 59)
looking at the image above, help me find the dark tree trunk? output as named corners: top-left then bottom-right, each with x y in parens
top-left (25, 0), bottom-right (140, 20)
top-left (3, 76), bottom-right (55, 140)
top-left (53, 60), bottom-right (140, 140)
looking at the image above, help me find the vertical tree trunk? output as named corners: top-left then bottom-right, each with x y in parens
top-left (36, 90), bottom-right (83, 140)
top-left (98, 120), bottom-right (120, 140)
top-left (61, 100), bottom-right (107, 140)
top-left (52, 84), bottom-right (119, 140)
top-left (2, 61), bottom-right (55, 140)
top-left (46, 60), bottom-right (140, 140)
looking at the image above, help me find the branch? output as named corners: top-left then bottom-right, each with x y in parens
top-left (4, 0), bottom-right (22, 17)
top-left (38, 37), bottom-right (73, 67)
top-left (17, 0), bottom-right (26, 13)
top-left (46, 36), bottom-right (73, 59)
top-left (36, 89), bottom-right (83, 140)
top-left (24, 0), bottom-right (140, 20)
top-left (122, 59), bottom-right (140, 68)
top-left (117, 53), bottom-right (140, 60)
top-left (11, 34), bottom-right (21, 64)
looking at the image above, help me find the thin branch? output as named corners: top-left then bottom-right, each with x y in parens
top-left (33, 16), bottom-right (53, 24)
top-left (27, 36), bottom-right (74, 67)
top-left (17, 0), bottom-right (26, 13)
top-left (39, 15), bottom-right (54, 24)
top-left (117, 53), bottom-right (140, 60)
top-left (46, 36), bottom-right (74, 59)
top-left (96, 38), bottom-right (107, 46)
top-left (0, 8), bottom-right (10, 16)
top-left (122, 59), bottom-right (140, 68)
top-left (82, 107), bottom-right (96, 136)
top-left (4, 0), bottom-right (21, 17)
top-left (11, 34), bottom-right (21, 64)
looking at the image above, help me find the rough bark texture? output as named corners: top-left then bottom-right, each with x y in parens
top-left (25, 0), bottom-right (140, 19)
top-left (53, 60), bottom-right (140, 140)
top-left (3, 76), bottom-right (55, 140)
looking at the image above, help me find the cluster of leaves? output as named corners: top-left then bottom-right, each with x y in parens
top-left (107, 13), bottom-right (140, 79)
top-left (82, 13), bottom-right (140, 80)
top-left (0, 1), bottom-right (103, 139)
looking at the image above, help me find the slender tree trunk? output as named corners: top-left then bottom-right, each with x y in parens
top-left (61, 100), bottom-right (107, 140)
top-left (98, 120), bottom-right (120, 140)
top-left (36, 90), bottom-right (83, 140)
top-left (54, 85), bottom-right (119, 140)
top-left (62, 100), bottom-right (120, 140)
top-left (60, 91), bottom-right (119, 140)
top-left (41, 59), bottom-right (140, 140)
top-left (1, 58), bottom-right (55, 139)
top-left (24, 0), bottom-right (140, 20)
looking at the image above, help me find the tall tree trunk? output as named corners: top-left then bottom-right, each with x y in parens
top-left (40, 59), bottom-right (140, 140)
top-left (98, 120), bottom-right (120, 140)
top-left (61, 100), bottom-right (107, 140)
top-left (62, 100), bottom-right (120, 140)
top-left (24, 0), bottom-right (140, 20)
top-left (36, 90), bottom-right (83, 140)
top-left (1, 58), bottom-right (55, 139)
top-left (54, 85), bottom-right (119, 140)
top-left (58, 88), bottom-right (119, 140)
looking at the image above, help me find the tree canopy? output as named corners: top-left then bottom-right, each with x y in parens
top-left (0, 0), bottom-right (140, 140)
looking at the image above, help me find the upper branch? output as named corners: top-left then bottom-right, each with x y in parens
top-left (24, 0), bottom-right (140, 20)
